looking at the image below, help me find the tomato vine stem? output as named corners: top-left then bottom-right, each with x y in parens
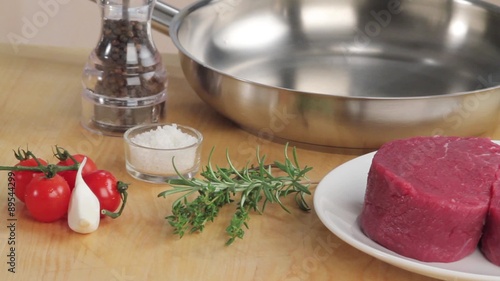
top-left (101, 181), bottom-right (129, 219)
top-left (0, 147), bottom-right (80, 178)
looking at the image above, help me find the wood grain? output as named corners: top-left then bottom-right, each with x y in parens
top-left (0, 44), bottom-right (461, 281)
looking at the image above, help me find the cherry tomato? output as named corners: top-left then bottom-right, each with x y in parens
top-left (57, 154), bottom-right (97, 190)
top-left (83, 170), bottom-right (121, 217)
top-left (13, 158), bottom-right (48, 203)
top-left (24, 174), bottom-right (71, 223)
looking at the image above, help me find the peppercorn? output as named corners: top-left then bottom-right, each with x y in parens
top-left (94, 19), bottom-right (165, 98)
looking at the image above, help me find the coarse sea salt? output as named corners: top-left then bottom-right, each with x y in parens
top-left (124, 124), bottom-right (202, 182)
top-left (131, 124), bottom-right (198, 149)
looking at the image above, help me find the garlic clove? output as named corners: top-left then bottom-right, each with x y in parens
top-left (67, 157), bottom-right (100, 234)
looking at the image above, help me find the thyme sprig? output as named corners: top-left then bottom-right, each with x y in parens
top-left (158, 144), bottom-right (315, 245)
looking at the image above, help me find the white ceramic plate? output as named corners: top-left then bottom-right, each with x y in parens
top-left (314, 148), bottom-right (500, 281)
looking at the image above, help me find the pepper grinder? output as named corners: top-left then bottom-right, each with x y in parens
top-left (81, 0), bottom-right (167, 136)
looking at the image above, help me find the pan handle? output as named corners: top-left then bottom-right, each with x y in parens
top-left (152, 1), bottom-right (179, 35)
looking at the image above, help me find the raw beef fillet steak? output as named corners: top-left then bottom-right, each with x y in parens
top-left (359, 136), bottom-right (500, 262)
top-left (481, 171), bottom-right (500, 266)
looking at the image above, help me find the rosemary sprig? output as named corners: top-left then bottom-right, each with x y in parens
top-left (158, 144), bottom-right (315, 245)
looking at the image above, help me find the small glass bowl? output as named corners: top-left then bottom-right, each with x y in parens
top-left (123, 123), bottom-right (203, 183)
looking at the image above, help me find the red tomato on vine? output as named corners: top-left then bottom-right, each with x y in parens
top-left (57, 154), bottom-right (97, 189)
top-left (83, 170), bottom-right (122, 217)
top-left (13, 158), bottom-right (48, 203)
top-left (24, 174), bottom-right (71, 223)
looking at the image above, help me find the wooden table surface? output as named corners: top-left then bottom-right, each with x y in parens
top-left (0, 43), bottom-right (488, 281)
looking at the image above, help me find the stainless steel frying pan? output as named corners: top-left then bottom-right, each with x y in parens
top-left (152, 0), bottom-right (500, 148)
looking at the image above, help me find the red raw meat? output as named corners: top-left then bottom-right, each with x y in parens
top-left (481, 171), bottom-right (500, 266)
top-left (359, 136), bottom-right (500, 263)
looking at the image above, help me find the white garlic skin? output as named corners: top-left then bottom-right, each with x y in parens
top-left (67, 157), bottom-right (100, 234)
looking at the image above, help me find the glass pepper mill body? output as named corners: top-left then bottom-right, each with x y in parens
top-left (81, 0), bottom-right (167, 135)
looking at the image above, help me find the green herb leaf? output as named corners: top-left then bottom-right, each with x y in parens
top-left (159, 144), bottom-right (316, 245)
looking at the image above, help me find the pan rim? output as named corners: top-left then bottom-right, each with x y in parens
top-left (167, 0), bottom-right (500, 101)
